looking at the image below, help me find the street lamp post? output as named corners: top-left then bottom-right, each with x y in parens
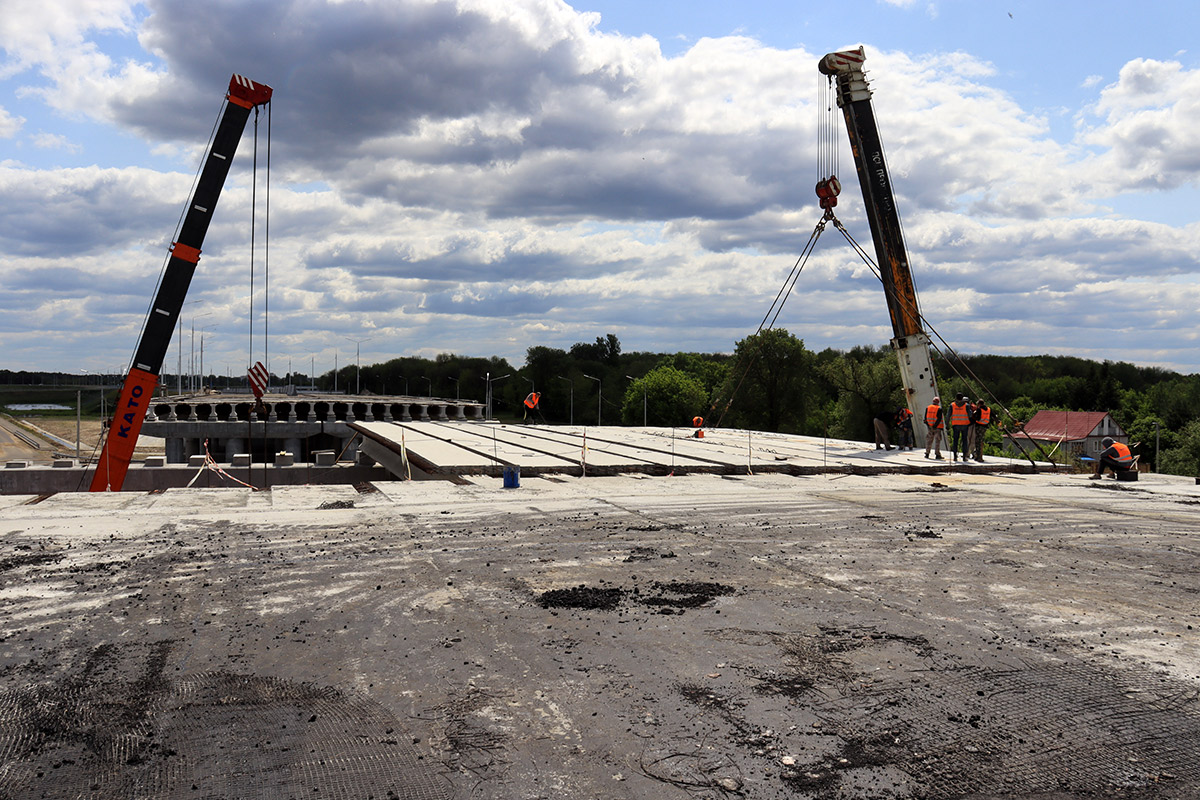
top-left (448, 376), bottom-right (459, 400)
top-left (556, 376), bottom-right (573, 425)
top-left (422, 375), bottom-right (432, 397)
top-left (583, 374), bottom-right (601, 426)
top-left (626, 375), bottom-right (647, 427)
top-left (398, 375), bottom-right (409, 396)
top-left (484, 372), bottom-right (511, 419)
top-left (344, 337), bottom-right (371, 395)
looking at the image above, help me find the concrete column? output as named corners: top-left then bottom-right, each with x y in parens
top-left (285, 437), bottom-right (302, 457)
top-left (166, 438), bottom-right (186, 463)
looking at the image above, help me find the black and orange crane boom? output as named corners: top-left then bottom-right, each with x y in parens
top-left (819, 47), bottom-right (941, 428)
top-left (89, 74), bottom-right (272, 492)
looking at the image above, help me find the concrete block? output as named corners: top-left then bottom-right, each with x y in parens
top-left (187, 455), bottom-right (206, 467)
top-left (144, 456), bottom-right (166, 467)
top-left (314, 450), bottom-right (337, 467)
top-left (5, 461), bottom-right (31, 469)
top-left (52, 459), bottom-right (75, 468)
top-left (275, 452), bottom-right (295, 467)
top-left (232, 454), bottom-right (251, 467)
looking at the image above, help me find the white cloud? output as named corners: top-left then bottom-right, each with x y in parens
top-left (30, 132), bottom-right (81, 152)
top-left (0, 107), bottom-right (25, 138)
top-left (2, 0), bottom-right (1200, 376)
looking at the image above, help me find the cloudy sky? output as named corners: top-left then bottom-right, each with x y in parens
top-left (2, 0), bottom-right (1199, 382)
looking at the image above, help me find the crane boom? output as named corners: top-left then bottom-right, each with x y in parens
top-left (819, 47), bottom-right (940, 427)
top-left (89, 74), bottom-right (272, 492)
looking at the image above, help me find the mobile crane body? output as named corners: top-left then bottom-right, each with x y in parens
top-left (819, 47), bottom-right (941, 431)
top-left (90, 75), bottom-right (272, 491)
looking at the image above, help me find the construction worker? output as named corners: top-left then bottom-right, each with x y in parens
top-left (896, 405), bottom-right (915, 450)
top-left (692, 416), bottom-right (704, 439)
top-left (873, 409), bottom-right (896, 450)
top-left (923, 397), bottom-right (945, 460)
top-left (523, 391), bottom-right (541, 422)
top-left (949, 394), bottom-right (971, 462)
top-left (970, 399), bottom-right (991, 461)
top-left (1090, 436), bottom-right (1134, 479)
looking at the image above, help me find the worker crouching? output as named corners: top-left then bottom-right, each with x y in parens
top-left (1090, 437), bottom-right (1135, 480)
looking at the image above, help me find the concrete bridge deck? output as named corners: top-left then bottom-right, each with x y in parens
top-left (351, 420), bottom-right (1043, 479)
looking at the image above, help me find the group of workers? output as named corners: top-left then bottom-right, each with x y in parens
top-left (873, 394), bottom-right (992, 462)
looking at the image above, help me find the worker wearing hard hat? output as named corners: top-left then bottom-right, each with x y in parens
top-left (923, 397), bottom-right (945, 460)
top-left (1090, 436), bottom-right (1134, 479)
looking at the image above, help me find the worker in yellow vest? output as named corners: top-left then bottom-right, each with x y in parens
top-left (923, 397), bottom-right (945, 460)
top-left (970, 399), bottom-right (991, 462)
top-left (948, 395), bottom-right (971, 462)
top-left (1090, 437), bottom-right (1134, 479)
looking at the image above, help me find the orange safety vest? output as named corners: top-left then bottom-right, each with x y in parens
top-left (1109, 441), bottom-right (1133, 465)
top-left (976, 407), bottom-right (990, 425)
top-left (692, 416), bottom-right (704, 428)
top-left (924, 404), bottom-right (943, 429)
top-left (950, 402), bottom-right (970, 426)
top-left (524, 392), bottom-right (540, 409)
top-left (897, 407), bottom-right (913, 422)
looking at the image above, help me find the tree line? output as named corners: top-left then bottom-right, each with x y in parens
top-left (312, 331), bottom-right (1200, 477)
top-left (5, 332), bottom-right (1198, 476)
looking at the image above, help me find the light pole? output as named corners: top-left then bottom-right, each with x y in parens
top-left (398, 375), bottom-right (409, 396)
top-left (422, 375), bottom-right (432, 397)
top-left (197, 324), bottom-right (214, 393)
top-left (626, 374), bottom-right (646, 427)
top-left (448, 376), bottom-right (459, 400)
top-left (556, 376), bottom-right (573, 425)
top-left (344, 337), bottom-right (371, 395)
top-left (190, 311), bottom-right (211, 394)
top-left (484, 372), bottom-right (511, 419)
top-left (583, 374), bottom-right (601, 426)
top-left (1154, 420), bottom-right (1160, 472)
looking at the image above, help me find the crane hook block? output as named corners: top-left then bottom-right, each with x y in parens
top-left (815, 175), bottom-right (842, 209)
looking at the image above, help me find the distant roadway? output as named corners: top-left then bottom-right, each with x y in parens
top-left (0, 417), bottom-right (49, 463)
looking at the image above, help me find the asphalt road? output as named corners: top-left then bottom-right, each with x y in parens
top-left (0, 417), bottom-right (46, 463)
top-left (0, 471), bottom-right (1197, 799)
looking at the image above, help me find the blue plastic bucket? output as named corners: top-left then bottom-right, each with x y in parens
top-left (502, 465), bottom-right (520, 488)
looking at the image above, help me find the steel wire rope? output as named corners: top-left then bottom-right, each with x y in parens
top-left (829, 217), bottom-right (1055, 467)
top-left (710, 216), bottom-right (828, 430)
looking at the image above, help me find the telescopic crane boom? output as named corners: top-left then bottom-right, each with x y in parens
top-left (89, 74), bottom-right (272, 492)
top-left (819, 47), bottom-right (941, 428)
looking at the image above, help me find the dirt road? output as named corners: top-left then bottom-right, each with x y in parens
top-left (0, 472), bottom-right (1197, 798)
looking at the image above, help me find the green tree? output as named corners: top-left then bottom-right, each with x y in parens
top-left (818, 349), bottom-right (902, 441)
top-left (1159, 419), bottom-right (1200, 477)
top-left (621, 366), bottom-right (708, 426)
top-left (718, 328), bottom-right (813, 433)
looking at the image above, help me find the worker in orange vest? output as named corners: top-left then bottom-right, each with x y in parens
top-left (1090, 436), bottom-right (1134, 479)
top-left (970, 399), bottom-right (991, 462)
top-left (948, 395), bottom-right (971, 462)
top-left (923, 397), bottom-right (945, 460)
top-left (692, 415), bottom-right (704, 439)
top-left (895, 406), bottom-right (915, 450)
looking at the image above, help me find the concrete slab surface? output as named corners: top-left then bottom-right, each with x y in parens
top-left (353, 421), bottom-right (1035, 478)
top-left (0, 471), bottom-right (1198, 799)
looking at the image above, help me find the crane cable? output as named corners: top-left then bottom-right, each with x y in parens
top-left (709, 213), bottom-right (830, 430)
top-left (828, 217), bottom-right (1057, 467)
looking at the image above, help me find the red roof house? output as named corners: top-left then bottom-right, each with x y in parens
top-left (1003, 410), bottom-right (1127, 459)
